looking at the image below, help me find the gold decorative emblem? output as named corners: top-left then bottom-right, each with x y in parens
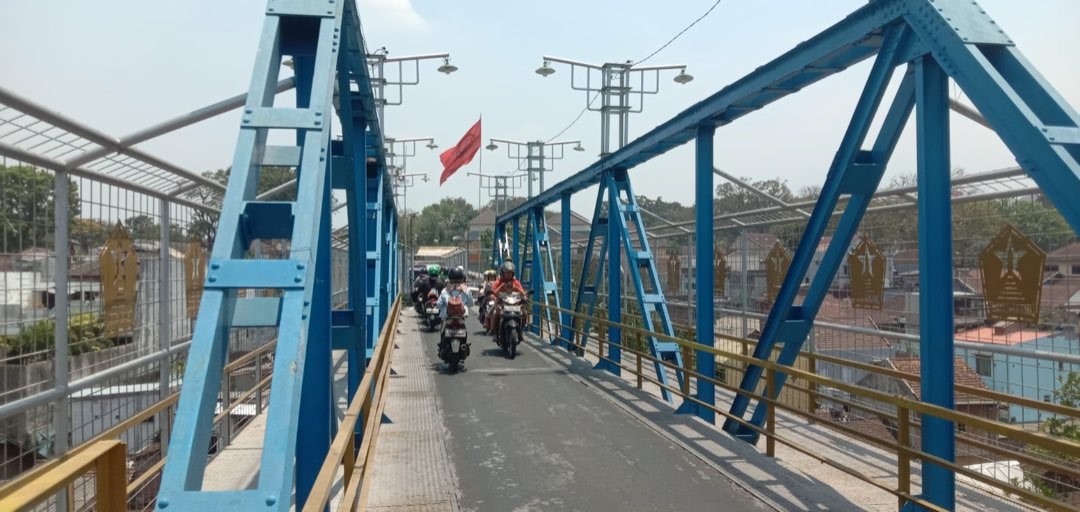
top-left (848, 235), bottom-right (886, 310)
top-left (714, 243), bottom-right (727, 294)
top-left (100, 222), bottom-right (138, 337)
top-left (979, 225), bottom-right (1045, 323)
top-left (765, 241), bottom-right (791, 301)
top-left (184, 242), bottom-right (207, 319)
top-left (666, 250), bottom-right (682, 292)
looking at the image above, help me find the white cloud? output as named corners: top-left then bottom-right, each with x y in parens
top-left (358, 0), bottom-right (429, 31)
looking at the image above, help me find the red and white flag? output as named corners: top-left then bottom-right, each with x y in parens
top-left (439, 118), bottom-right (481, 185)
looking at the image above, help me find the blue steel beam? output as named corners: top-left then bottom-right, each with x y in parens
top-left (496, 0), bottom-right (905, 227)
top-left (570, 183), bottom-right (610, 353)
top-left (159, 0), bottom-right (393, 509)
top-left (602, 172), bottom-right (623, 376)
top-left (680, 124), bottom-right (716, 422)
top-left (912, 52), bottom-right (956, 511)
top-left (725, 23), bottom-right (912, 438)
top-left (560, 195), bottom-right (572, 349)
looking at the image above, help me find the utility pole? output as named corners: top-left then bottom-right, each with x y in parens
top-left (484, 139), bottom-right (584, 198)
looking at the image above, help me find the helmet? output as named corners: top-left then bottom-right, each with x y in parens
top-left (500, 261), bottom-right (516, 278)
top-left (448, 267), bottom-right (465, 282)
top-left (427, 264), bottom-right (441, 277)
top-left (484, 269), bottom-right (497, 279)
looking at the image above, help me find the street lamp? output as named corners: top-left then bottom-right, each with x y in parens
top-left (535, 60), bottom-right (556, 77)
top-left (486, 138), bottom-right (584, 198)
top-left (468, 172), bottom-right (528, 215)
top-left (367, 49), bottom-right (457, 133)
top-left (537, 55), bottom-right (692, 156)
top-left (437, 56), bottom-right (459, 75)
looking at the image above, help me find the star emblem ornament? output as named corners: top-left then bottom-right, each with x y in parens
top-left (978, 224), bottom-right (1046, 323)
top-left (848, 236), bottom-right (885, 310)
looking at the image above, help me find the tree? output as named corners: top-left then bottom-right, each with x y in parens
top-left (0, 165), bottom-right (80, 253)
top-left (184, 166), bottom-right (299, 247)
top-left (413, 197), bottom-right (477, 246)
top-left (714, 177), bottom-right (794, 215)
top-left (70, 218), bottom-right (110, 254)
top-left (126, 214), bottom-right (159, 240)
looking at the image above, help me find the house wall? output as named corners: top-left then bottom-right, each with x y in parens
top-left (958, 332), bottom-right (1080, 424)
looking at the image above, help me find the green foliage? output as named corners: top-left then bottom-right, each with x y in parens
top-left (184, 166), bottom-right (300, 247)
top-left (0, 165), bottom-right (80, 252)
top-left (413, 197), bottom-right (477, 246)
top-left (1022, 372), bottom-right (1080, 499)
top-left (70, 218), bottom-right (110, 254)
top-left (0, 314), bottom-right (125, 363)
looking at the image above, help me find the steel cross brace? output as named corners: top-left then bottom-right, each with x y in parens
top-left (158, 0), bottom-right (375, 509)
top-left (522, 208), bottom-right (556, 338)
top-left (725, 23), bottom-right (915, 439)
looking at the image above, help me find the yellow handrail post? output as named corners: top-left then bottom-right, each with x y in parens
top-left (636, 351), bottom-right (643, 390)
top-left (96, 440), bottom-right (128, 511)
top-left (766, 368), bottom-right (776, 458)
top-left (897, 404), bottom-right (911, 509)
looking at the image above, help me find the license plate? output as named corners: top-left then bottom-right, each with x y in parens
top-left (447, 329), bottom-right (467, 337)
top-left (451, 340), bottom-right (460, 353)
top-left (503, 305), bottom-right (521, 314)
top-left (426, 308), bottom-right (438, 314)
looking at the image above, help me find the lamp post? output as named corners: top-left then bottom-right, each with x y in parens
top-left (367, 47), bottom-right (458, 132)
top-left (385, 136), bottom-right (437, 172)
top-left (536, 56), bottom-right (692, 155)
top-left (468, 172), bottom-right (527, 215)
top-left (484, 139), bottom-right (585, 198)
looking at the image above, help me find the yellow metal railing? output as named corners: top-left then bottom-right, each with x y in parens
top-left (304, 296), bottom-right (402, 512)
top-left (538, 302), bottom-right (1080, 512)
top-left (0, 338), bottom-right (279, 510)
top-left (0, 440), bottom-right (127, 512)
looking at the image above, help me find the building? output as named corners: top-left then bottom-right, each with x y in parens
top-left (1044, 241), bottom-right (1080, 277)
top-left (855, 356), bottom-right (1002, 465)
top-left (466, 208), bottom-right (593, 268)
top-left (724, 232), bottom-right (780, 306)
top-left (955, 324), bottom-right (1080, 424)
top-left (414, 246), bottom-right (467, 271)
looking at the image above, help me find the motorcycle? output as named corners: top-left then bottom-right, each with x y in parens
top-left (423, 289), bottom-right (442, 331)
top-left (438, 295), bottom-right (470, 373)
top-left (478, 292), bottom-right (496, 330)
top-left (495, 291), bottom-right (525, 359)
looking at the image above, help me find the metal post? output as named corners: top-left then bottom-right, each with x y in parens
top-left (740, 228), bottom-right (749, 338)
top-left (561, 194), bottom-right (572, 348)
top-left (897, 404), bottom-right (911, 509)
top-left (692, 125), bottom-right (716, 421)
top-left (512, 219), bottom-right (521, 271)
top-left (52, 171), bottom-right (70, 512)
top-left (915, 54), bottom-right (955, 510)
top-left (158, 199), bottom-right (172, 455)
top-left (604, 174), bottom-right (622, 375)
top-left (766, 368), bottom-right (776, 457)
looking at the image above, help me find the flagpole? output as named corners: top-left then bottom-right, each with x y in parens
top-left (478, 114), bottom-right (483, 210)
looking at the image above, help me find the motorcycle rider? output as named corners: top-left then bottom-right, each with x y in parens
top-left (426, 265), bottom-right (445, 295)
top-left (437, 266), bottom-right (474, 320)
top-left (486, 262), bottom-right (528, 333)
top-left (478, 269), bottom-right (498, 329)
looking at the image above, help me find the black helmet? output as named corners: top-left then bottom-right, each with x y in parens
top-left (448, 267), bottom-right (465, 282)
top-left (500, 261), bottom-right (516, 277)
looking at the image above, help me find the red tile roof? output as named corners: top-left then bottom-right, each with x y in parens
top-left (884, 356), bottom-right (991, 403)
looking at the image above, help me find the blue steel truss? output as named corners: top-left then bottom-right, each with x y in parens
top-left (496, 1), bottom-right (1080, 509)
top-left (158, 1), bottom-right (397, 510)
top-left (521, 207), bottom-right (562, 339)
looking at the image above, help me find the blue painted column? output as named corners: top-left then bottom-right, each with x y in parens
top-left (686, 125), bottom-right (717, 421)
top-left (914, 54), bottom-right (955, 511)
top-left (512, 218), bottom-right (521, 272)
top-left (599, 174), bottom-right (622, 375)
top-left (561, 194), bottom-right (572, 348)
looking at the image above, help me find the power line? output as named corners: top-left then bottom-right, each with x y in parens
top-left (632, 0), bottom-right (724, 67)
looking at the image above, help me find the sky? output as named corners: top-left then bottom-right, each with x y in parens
top-left (1, 0), bottom-right (1078, 225)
